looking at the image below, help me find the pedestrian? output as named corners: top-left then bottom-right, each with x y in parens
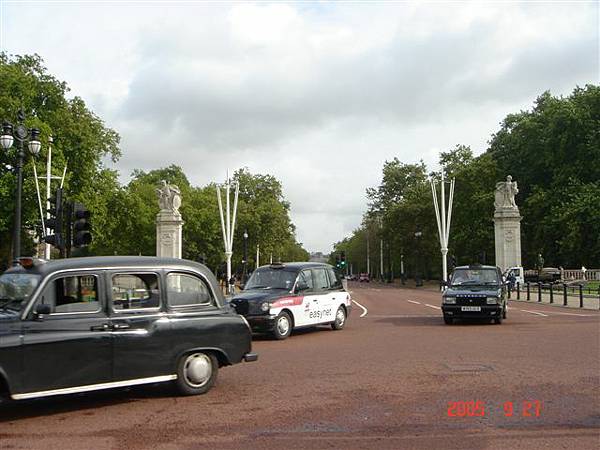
top-left (507, 271), bottom-right (516, 291)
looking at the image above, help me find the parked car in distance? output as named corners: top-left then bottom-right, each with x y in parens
top-left (0, 256), bottom-right (257, 402)
top-left (358, 273), bottom-right (370, 282)
top-left (442, 264), bottom-right (507, 325)
top-left (524, 267), bottom-right (562, 283)
top-left (229, 262), bottom-right (352, 340)
top-left (345, 274), bottom-right (357, 281)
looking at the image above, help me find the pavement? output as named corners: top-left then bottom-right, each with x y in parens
top-left (1, 282), bottom-right (598, 449)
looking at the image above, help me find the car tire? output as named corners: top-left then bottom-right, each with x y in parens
top-left (331, 306), bottom-right (346, 330)
top-left (175, 351), bottom-right (218, 396)
top-left (494, 314), bottom-right (503, 325)
top-left (272, 311), bottom-right (292, 340)
top-left (444, 316), bottom-right (453, 325)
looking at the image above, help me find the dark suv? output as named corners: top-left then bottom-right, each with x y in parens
top-left (229, 262), bottom-right (352, 340)
top-left (441, 264), bottom-right (507, 325)
top-left (0, 256), bottom-right (257, 402)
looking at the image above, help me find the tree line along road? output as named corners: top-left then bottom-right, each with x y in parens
top-left (0, 282), bottom-right (598, 450)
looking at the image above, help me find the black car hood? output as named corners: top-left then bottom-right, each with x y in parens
top-left (230, 289), bottom-right (291, 303)
top-left (0, 308), bottom-right (20, 323)
top-left (445, 286), bottom-right (501, 297)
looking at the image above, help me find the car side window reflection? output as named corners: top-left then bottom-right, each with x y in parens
top-left (312, 269), bottom-right (330, 291)
top-left (166, 273), bottom-right (213, 307)
top-left (298, 270), bottom-right (314, 292)
top-left (112, 273), bottom-right (160, 310)
top-left (39, 274), bottom-right (100, 314)
top-left (326, 268), bottom-right (342, 289)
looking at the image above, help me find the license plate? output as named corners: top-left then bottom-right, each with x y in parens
top-left (461, 306), bottom-right (481, 312)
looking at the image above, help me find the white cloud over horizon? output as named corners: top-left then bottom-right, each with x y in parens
top-left (1, 1), bottom-right (598, 253)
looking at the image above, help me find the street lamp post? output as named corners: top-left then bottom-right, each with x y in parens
top-left (216, 173), bottom-right (239, 295)
top-left (242, 229), bottom-right (248, 284)
top-left (1, 110), bottom-right (41, 263)
top-left (414, 231), bottom-right (423, 287)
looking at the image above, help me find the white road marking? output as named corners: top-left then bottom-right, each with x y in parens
top-left (408, 300), bottom-right (421, 305)
top-left (519, 309), bottom-right (548, 317)
top-left (425, 304), bottom-right (440, 310)
top-left (352, 299), bottom-right (368, 318)
top-left (546, 311), bottom-right (591, 317)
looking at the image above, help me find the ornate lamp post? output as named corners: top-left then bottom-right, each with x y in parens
top-left (1, 109), bottom-right (41, 263)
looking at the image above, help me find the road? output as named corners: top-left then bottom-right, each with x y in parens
top-left (1, 282), bottom-right (599, 449)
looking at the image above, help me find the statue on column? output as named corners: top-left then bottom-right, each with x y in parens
top-left (494, 175), bottom-right (519, 210)
top-left (157, 180), bottom-right (182, 214)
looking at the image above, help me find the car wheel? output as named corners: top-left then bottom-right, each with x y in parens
top-left (494, 314), bottom-right (503, 325)
top-left (273, 311), bottom-right (292, 340)
top-left (331, 306), bottom-right (346, 330)
top-left (444, 316), bottom-right (453, 325)
top-left (175, 352), bottom-right (218, 395)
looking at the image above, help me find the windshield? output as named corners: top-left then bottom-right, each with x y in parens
top-left (450, 268), bottom-right (499, 286)
top-left (0, 273), bottom-right (41, 310)
top-left (245, 268), bottom-right (297, 291)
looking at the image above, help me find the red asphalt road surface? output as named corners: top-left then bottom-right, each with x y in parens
top-left (1, 282), bottom-right (599, 449)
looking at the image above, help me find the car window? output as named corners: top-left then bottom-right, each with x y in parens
top-left (112, 273), bottom-right (160, 310)
top-left (312, 268), bottom-right (330, 290)
top-left (245, 268), bottom-right (297, 290)
top-left (326, 268), bottom-right (342, 289)
top-left (298, 270), bottom-right (314, 291)
top-left (166, 273), bottom-right (213, 307)
top-left (38, 274), bottom-right (100, 314)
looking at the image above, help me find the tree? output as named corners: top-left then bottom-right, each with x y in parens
top-left (0, 53), bottom-right (120, 266)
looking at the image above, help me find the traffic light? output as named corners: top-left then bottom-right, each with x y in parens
top-left (340, 251), bottom-right (346, 267)
top-left (44, 188), bottom-right (64, 251)
top-left (335, 254), bottom-right (341, 268)
top-left (71, 202), bottom-right (92, 247)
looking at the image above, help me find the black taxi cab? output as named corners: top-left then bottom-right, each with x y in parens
top-left (229, 262), bottom-right (352, 340)
top-left (0, 256), bottom-right (257, 402)
top-left (441, 264), bottom-right (507, 325)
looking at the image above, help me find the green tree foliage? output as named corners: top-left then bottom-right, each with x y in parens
top-left (336, 85), bottom-right (599, 277)
top-left (0, 53), bottom-right (120, 267)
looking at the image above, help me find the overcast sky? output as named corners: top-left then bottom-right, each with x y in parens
top-left (1, 1), bottom-right (598, 252)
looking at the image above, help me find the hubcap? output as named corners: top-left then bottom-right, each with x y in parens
top-left (183, 353), bottom-right (212, 387)
top-left (336, 308), bottom-right (345, 326)
top-left (277, 316), bottom-right (290, 335)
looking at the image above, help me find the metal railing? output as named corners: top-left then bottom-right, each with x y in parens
top-left (507, 282), bottom-right (600, 310)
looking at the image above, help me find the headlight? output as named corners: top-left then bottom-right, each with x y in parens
top-left (443, 297), bottom-right (456, 304)
top-left (260, 302), bottom-right (270, 312)
top-left (487, 297), bottom-right (498, 305)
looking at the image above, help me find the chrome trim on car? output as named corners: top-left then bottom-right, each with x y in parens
top-left (11, 374), bottom-right (177, 400)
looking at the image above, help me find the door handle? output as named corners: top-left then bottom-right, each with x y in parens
top-left (112, 322), bottom-right (130, 330)
top-left (91, 324), bottom-right (110, 331)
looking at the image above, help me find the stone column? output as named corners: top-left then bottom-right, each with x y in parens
top-left (156, 210), bottom-right (183, 258)
top-left (493, 175), bottom-right (522, 272)
top-left (156, 181), bottom-right (183, 258)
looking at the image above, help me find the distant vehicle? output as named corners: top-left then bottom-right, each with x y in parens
top-left (358, 273), bottom-right (370, 283)
top-left (345, 274), bottom-right (357, 281)
top-left (523, 267), bottom-right (561, 283)
top-left (441, 264), bottom-right (507, 325)
top-left (505, 266), bottom-right (525, 285)
top-left (229, 262), bottom-right (352, 340)
top-left (0, 256), bottom-right (257, 402)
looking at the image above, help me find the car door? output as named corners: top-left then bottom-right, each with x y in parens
top-left (310, 268), bottom-right (332, 324)
top-left (326, 267), bottom-right (345, 317)
top-left (293, 269), bottom-right (319, 327)
top-left (19, 271), bottom-right (112, 396)
top-left (108, 271), bottom-right (174, 382)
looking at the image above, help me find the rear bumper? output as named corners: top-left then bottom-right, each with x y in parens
top-left (243, 352), bottom-right (258, 362)
top-left (442, 305), bottom-right (502, 318)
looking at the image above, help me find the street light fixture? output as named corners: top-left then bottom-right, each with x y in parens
top-left (1, 109), bottom-right (41, 263)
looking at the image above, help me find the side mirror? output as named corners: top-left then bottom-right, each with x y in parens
top-left (34, 303), bottom-right (52, 319)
